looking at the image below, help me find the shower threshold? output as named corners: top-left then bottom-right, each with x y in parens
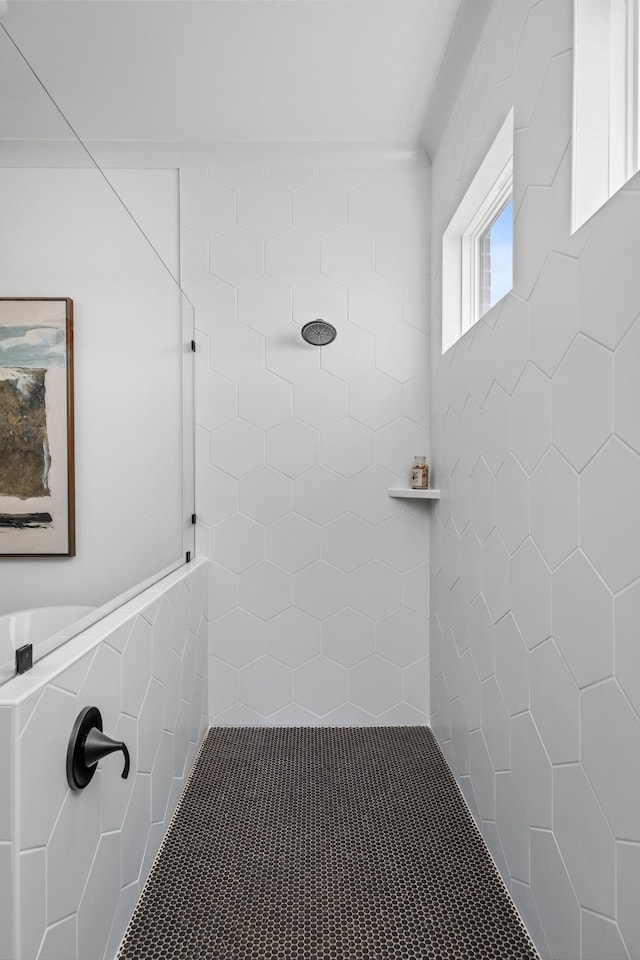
top-left (117, 726), bottom-right (539, 960)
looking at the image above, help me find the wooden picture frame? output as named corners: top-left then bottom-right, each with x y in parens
top-left (0, 298), bottom-right (75, 557)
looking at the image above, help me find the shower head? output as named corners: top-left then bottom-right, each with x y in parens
top-left (301, 320), bottom-right (337, 346)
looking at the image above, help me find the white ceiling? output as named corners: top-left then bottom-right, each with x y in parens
top-left (1, 0), bottom-right (461, 147)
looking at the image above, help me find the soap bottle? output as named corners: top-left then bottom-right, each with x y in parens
top-left (411, 456), bottom-right (428, 490)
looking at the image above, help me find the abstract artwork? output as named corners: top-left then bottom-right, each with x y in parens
top-left (0, 299), bottom-right (75, 556)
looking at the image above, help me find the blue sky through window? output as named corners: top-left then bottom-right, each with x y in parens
top-left (485, 198), bottom-right (513, 309)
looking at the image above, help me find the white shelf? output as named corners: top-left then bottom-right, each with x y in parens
top-left (387, 488), bottom-right (441, 500)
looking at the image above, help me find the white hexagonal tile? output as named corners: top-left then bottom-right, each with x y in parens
top-left (511, 538), bottom-right (551, 650)
top-left (481, 382), bottom-right (511, 476)
top-left (530, 829), bottom-right (581, 960)
top-left (349, 370), bottom-right (403, 430)
top-left (581, 913), bottom-right (629, 960)
top-left (321, 419), bottom-right (374, 478)
top-left (529, 252), bottom-right (578, 376)
top-left (238, 466), bottom-right (292, 526)
top-left (615, 315), bottom-right (640, 455)
top-left (266, 168), bottom-right (318, 191)
top-left (266, 418), bottom-right (319, 477)
top-left (47, 788), bottom-right (101, 924)
top-left (237, 178), bottom-right (291, 238)
top-left (495, 454), bottom-right (529, 555)
top-left (376, 224), bottom-right (428, 286)
top-left (552, 550), bottom-right (613, 688)
top-left (450, 578), bottom-right (470, 655)
top-left (482, 531), bottom-right (511, 623)
top-left (459, 524), bottom-right (482, 603)
top-left (349, 465), bottom-right (400, 525)
top-left (320, 320), bottom-right (375, 382)
top-left (19, 687), bottom-right (77, 849)
top-left (376, 513), bottom-right (428, 573)
top-left (376, 324), bottom-right (428, 384)
top-left (293, 179), bottom-right (347, 238)
top-left (459, 395), bottom-right (482, 475)
top-left (375, 418), bottom-right (428, 477)
top-left (480, 677), bottom-right (511, 772)
top-left (294, 466), bottom-right (348, 525)
top-left (468, 595), bottom-right (496, 682)
top-left (377, 608), bottom-right (427, 667)
top-left (322, 227), bottom-right (374, 285)
top-left (530, 639), bottom-right (579, 764)
top-left (348, 177), bottom-right (402, 236)
top-left (582, 438), bottom-right (640, 591)
top-left (582, 679), bottom-right (640, 839)
top-left (552, 335), bottom-right (613, 472)
top-left (617, 843), bottom-right (640, 957)
top-left (530, 446), bottom-right (579, 570)
top-left (207, 562), bottom-right (239, 621)
top-left (212, 514), bottom-right (265, 573)
top-left (322, 514), bottom-right (375, 573)
top-left (349, 655), bottom-right (402, 716)
top-left (294, 656), bottom-right (348, 715)
top-left (238, 370), bottom-right (291, 430)
top-left (469, 730), bottom-right (496, 821)
top-left (265, 321), bottom-right (321, 382)
top-left (208, 658), bottom-right (239, 716)
top-left (212, 609), bottom-right (265, 668)
top-left (137, 678), bottom-right (164, 773)
top-left (322, 609), bottom-right (374, 667)
top-left (495, 773), bottom-right (529, 883)
top-left (350, 561), bottom-right (402, 620)
top-left (211, 168), bottom-right (262, 191)
top-left (511, 713), bottom-right (552, 829)
top-left (209, 318), bottom-right (265, 383)
top-left (266, 513), bottom-right (321, 573)
top-left (190, 275), bottom-right (237, 336)
top-left (579, 190), bottom-right (640, 349)
top-left (210, 227), bottom-right (263, 286)
top-left (122, 616), bottom-right (152, 718)
top-left (554, 764), bottom-right (616, 914)
top-left (181, 177), bottom-right (235, 239)
top-left (237, 274), bottom-right (292, 336)
top-left (294, 561), bottom-right (348, 620)
top-left (265, 227), bottom-right (319, 286)
top-left (513, 185), bottom-right (551, 300)
top-left (294, 371), bottom-right (347, 430)
top-left (196, 366), bottom-right (237, 432)
top-left (238, 656), bottom-right (292, 716)
top-left (266, 608), bottom-right (320, 667)
top-left (450, 460), bottom-right (470, 536)
top-left (239, 561), bottom-right (292, 620)
top-left (348, 274), bottom-right (402, 336)
top-left (511, 363), bottom-right (552, 474)
top-left (493, 295), bottom-right (529, 396)
top-left (293, 275), bottom-right (347, 329)
top-left (616, 580), bottom-right (640, 717)
top-left (495, 613), bottom-right (529, 716)
top-left (469, 458), bottom-right (496, 544)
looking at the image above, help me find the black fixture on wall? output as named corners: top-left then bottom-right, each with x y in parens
top-left (66, 706), bottom-right (130, 790)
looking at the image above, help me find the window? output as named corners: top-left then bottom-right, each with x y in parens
top-left (573, 0), bottom-right (640, 231)
top-left (442, 110), bottom-right (514, 353)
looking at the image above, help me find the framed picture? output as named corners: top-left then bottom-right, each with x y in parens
top-left (0, 298), bottom-right (75, 557)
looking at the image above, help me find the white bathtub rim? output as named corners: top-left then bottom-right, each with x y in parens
top-left (0, 556), bottom-right (206, 706)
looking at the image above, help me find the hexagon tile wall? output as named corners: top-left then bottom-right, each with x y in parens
top-left (0, 560), bottom-right (208, 960)
top-left (430, 1), bottom-right (640, 959)
top-left (181, 165), bottom-right (432, 725)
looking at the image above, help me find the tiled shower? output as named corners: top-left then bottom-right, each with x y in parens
top-left (1, 0), bottom-right (640, 957)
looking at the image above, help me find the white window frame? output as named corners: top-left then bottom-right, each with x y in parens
top-left (573, 0), bottom-right (640, 232)
top-left (442, 109), bottom-right (514, 354)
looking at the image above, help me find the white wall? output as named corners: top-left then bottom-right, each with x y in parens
top-left (181, 163), bottom-right (431, 724)
top-left (0, 167), bottom-right (184, 615)
top-left (429, 1), bottom-right (640, 958)
top-left (0, 558), bottom-right (208, 960)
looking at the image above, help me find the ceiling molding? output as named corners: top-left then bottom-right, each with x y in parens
top-left (0, 139), bottom-right (431, 170)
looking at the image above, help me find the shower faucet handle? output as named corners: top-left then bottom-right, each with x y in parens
top-left (66, 706), bottom-right (131, 790)
top-left (83, 727), bottom-right (130, 779)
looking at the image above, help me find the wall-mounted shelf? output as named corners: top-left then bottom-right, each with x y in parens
top-left (387, 488), bottom-right (441, 500)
